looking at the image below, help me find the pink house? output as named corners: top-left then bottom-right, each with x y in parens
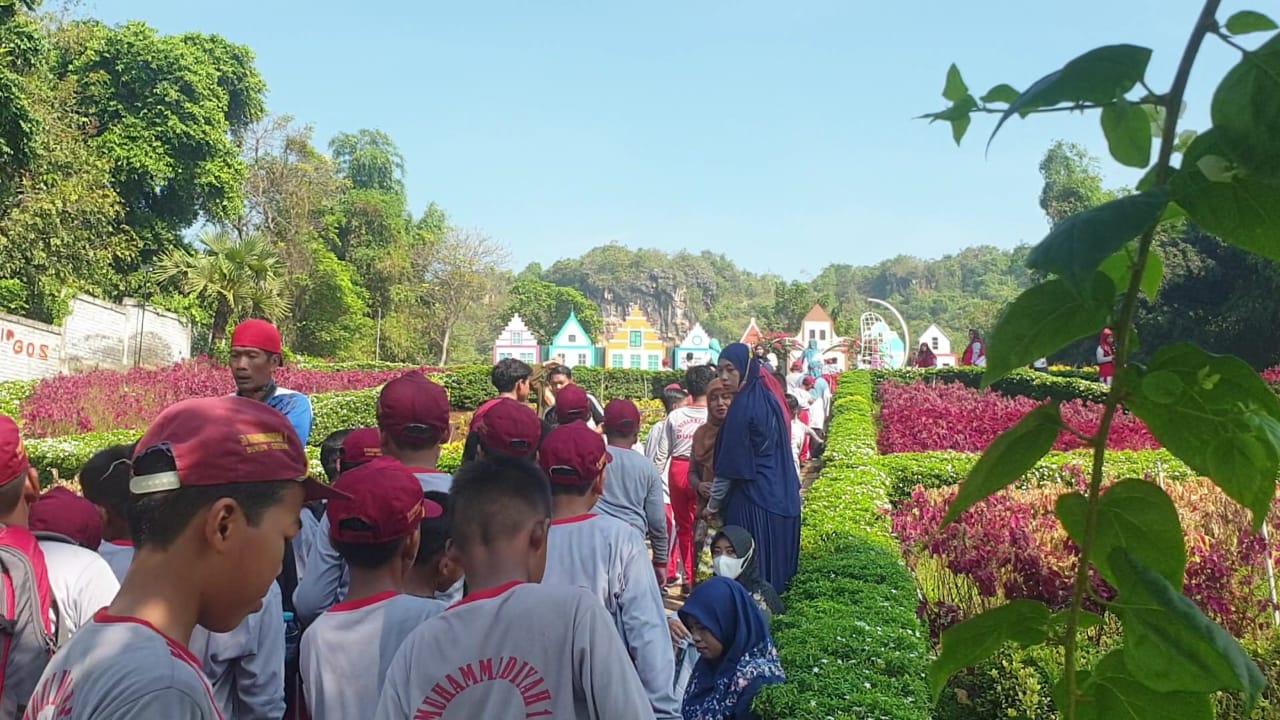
top-left (493, 314), bottom-right (541, 364)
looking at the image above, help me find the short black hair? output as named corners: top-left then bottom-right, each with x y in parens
top-left (79, 443), bottom-right (134, 518)
top-left (786, 394), bottom-right (801, 414)
top-left (547, 365), bottom-right (572, 380)
top-left (387, 427), bottom-right (444, 453)
top-left (0, 474), bottom-right (26, 515)
top-left (333, 519), bottom-right (409, 569)
top-left (319, 429), bottom-right (354, 482)
top-left (491, 359), bottom-right (533, 394)
top-left (415, 491), bottom-right (453, 566)
top-left (685, 364), bottom-right (717, 398)
top-left (604, 426), bottom-right (638, 444)
top-left (549, 480), bottom-right (594, 498)
top-left (449, 456), bottom-right (551, 550)
top-left (661, 387), bottom-right (689, 413)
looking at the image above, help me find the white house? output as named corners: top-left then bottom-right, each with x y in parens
top-left (492, 314), bottom-right (541, 365)
top-left (673, 322), bottom-right (714, 369)
top-left (792, 304), bottom-right (848, 371)
top-left (919, 324), bottom-right (956, 367)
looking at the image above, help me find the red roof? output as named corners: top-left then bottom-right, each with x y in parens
top-left (802, 304), bottom-right (833, 324)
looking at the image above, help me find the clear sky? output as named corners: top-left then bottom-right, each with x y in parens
top-left (84, 0), bottom-right (1245, 278)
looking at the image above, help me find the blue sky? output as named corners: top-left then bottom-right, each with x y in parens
top-left (86, 1), bottom-right (1246, 278)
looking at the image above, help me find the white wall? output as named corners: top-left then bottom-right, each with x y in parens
top-left (0, 316), bottom-right (61, 381)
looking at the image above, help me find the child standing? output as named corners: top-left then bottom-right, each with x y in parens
top-left (403, 491), bottom-right (464, 603)
top-left (300, 456), bottom-right (445, 719)
top-left (374, 456), bottom-right (654, 720)
top-left (595, 399), bottom-right (670, 582)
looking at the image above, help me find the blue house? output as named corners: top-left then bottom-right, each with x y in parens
top-left (547, 310), bottom-right (597, 368)
top-left (673, 322), bottom-right (714, 369)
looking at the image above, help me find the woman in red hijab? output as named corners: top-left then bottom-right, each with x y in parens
top-left (1097, 328), bottom-right (1116, 387)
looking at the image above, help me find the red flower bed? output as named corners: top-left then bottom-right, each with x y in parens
top-left (876, 380), bottom-right (1159, 454)
top-left (20, 358), bottom-right (436, 437)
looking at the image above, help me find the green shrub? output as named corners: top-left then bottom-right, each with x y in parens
top-left (0, 380), bottom-right (35, 420)
top-left (755, 370), bottom-right (931, 720)
top-left (565, 367), bottom-right (687, 402)
top-left (26, 430), bottom-right (145, 485)
top-left (872, 367), bottom-right (1109, 404)
top-left (309, 388), bottom-right (380, 445)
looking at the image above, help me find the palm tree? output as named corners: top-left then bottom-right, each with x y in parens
top-left (155, 229), bottom-right (291, 345)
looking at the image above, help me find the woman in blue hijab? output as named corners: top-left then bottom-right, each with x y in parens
top-left (803, 338), bottom-right (823, 378)
top-left (712, 343), bottom-right (802, 593)
top-left (678, 577), bottom-right (786, 720)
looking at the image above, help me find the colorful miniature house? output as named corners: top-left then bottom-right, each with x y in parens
top-left (605, 305), bottom-right (666, 371)
top-left (493, 314), bottom-right (541, 364)
top-left (792, 304), bottom-right (849, 371)
top-left (547, 309), bottom-right (596, 368)
top-left (740, 317), bottom-right (764, 347)
top-left (673, 322), bottom-right (714, 369)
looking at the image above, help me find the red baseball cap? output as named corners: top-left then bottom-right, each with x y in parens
top-left (378, 372), bottom-right (452, 446)
top-left (554, 384), bottom-right (591, 424)
top-left (339, 428), bottom-right (383, 473)
top-left (0, 415), bottom-right (30, 487)
top-left (327, 457), bottom-right (438, 544)
top-left (802, 376), bottom-right (816, 388)
top-left (664, 383), bottom-right (683, 392)
top-left (473, 399), bottom-right (542, 459)
top-left (30, 487), bottom-right (103, 549)
top-left (538, 422), bottom-right (611, 485)
top-left (130, 396), bottom-right (343, 501)
top-left (230, 319), bottom-right (283, 356)
top-left (602, 399), bottom-right (641, 434)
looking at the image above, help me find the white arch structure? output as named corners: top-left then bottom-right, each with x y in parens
top-left (867, 298), bottom-right (910, 370)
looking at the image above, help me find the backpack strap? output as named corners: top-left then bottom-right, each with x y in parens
top-left (31, 532), bottom-right (76, 547)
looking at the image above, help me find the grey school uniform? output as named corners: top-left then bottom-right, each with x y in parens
top-left (23, 611), bottom-right (222, 719)
top-left (373, 582), bottom-right (655, 720)
top-left (594, 447), bottom-right (669, 564)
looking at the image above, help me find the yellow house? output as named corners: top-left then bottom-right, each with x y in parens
top-left (605, 306), bottom-right (666, 371)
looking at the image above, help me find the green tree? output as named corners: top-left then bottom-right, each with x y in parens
top-left (500, 277), bottom-right (603, 343)
top-left (1038, 140), bottom-right (1118, 226)
top-left (291, 244), bottom-right (374, 358)
top-left (154, 228), bottom-right (289, 345)
top-left (329, 129), bottom-right (405, 196)
top-left (421, 228), bottom-right (507, 365)
top-left (0, 0), bottom-right (44, 195)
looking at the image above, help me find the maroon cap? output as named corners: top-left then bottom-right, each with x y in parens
top-left (30, 487), bottom-right (103, 549)
top-left (602, 399), bottom-right (641, 434)
top-left (130, 396), bottom-right (343, 502)
top-left (554, 384), bottom-right (591, 424)
top-left (538, 422), bottom-right (611, 485)
top-left (473, 399), bottom-right (542, 458)
top-left (0, 415), bottom-right (30, 487)
top-left (802, 376), bottom-right (816, 388)
top-left (378, 372), bottom-right (452, 446)
top-left (230, 319), bottom-right (283, 356)
top-left (339, 428), bottom-right (383, 473)
top-left (664, 383), bottom-right (683, 392)
top-left (327, 457), bottom-right (437, 544)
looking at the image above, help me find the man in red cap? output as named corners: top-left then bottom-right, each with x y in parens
top-left (595, 400), bottom-right (668, 584)
top-left (538, 422), bottom-right (681, 720)
top-left (25, 397), bottom-right (341, 720)
top-left (301, 457), bottom-right (445, 720)
top-left (229, 318), bottom-right (314, 445)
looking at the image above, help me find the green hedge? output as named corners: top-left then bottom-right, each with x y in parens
top-left (0, 380), bottom-right (35, 419)
top-left (26, 430), bottom-right (145, 484)
top-left (878, 449), bottom-right (1196, 502)
top-left (756, 372), bottom-right (931, 720)
top-left (872, 367), bottom-right (1109, 404)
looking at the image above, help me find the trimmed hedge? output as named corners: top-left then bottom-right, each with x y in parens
top-left (756, 371), bottom-right (931, 720)
top-left (872, 367), bottom-right (1109, 405)
top-left (0, 380), bottom-right (34, 419)
top-left (877, 448), bottom-right (1196, 503)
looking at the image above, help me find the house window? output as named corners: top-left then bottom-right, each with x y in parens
top-left (931, 337), bottom-right (940, 350)
top-left (819, 329), bottom-right (827, 341)
top-left (629, 330), bottom-right (642, 348)
top-left (511, 332), bottom-right (522, 345)
top-left (578, 353), bottom-right (588, 366)
top-left (692, 335), bottom-right (702, 344)
top-left (612, 353), bottom-right (624, 368)
top-left (808, 329), bottom-right (816, 340)
top-left (647, 355), bottom-right (659, 371)
top-left (630, 354), bottom-right (641, 369)
top-left (568, 334), bottom-right (577, 343)
top-left (498, 352), bottom-right (512, 360)
top-left (520, 352), bottom-right (534, 363)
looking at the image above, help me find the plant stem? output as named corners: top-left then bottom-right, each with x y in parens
top-left (1059, 1), bottom-right (1223, 716)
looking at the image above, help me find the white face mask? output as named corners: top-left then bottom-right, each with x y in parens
top-left (713, 547), bottom-right (751, 580)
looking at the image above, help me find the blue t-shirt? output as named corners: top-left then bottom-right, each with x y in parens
top-left (236, 384), bottom-right (313, 445)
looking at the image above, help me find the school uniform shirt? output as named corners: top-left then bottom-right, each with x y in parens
top-left (594, 447), bottom-right (669, 565)
top-left (189, 583), bottom-right (285, 720)
top-left (643, 418), bottom-right (672, 504)
top-left (790, 418), bottom-right (808, 476)
top-left (300, 591), bottom-right (445, 719)
top-left (543, 514), bottom-right (680, 720)
top-left (23, 610), bottom-right (222, 719)
top-left (647, 406), bottom-right (708, 470)
top-left (97, 539), bottom-right (134, 582)
top-left (293, 505), bottom-right (324, 583)
top-left (373, 582), bottom-right (655, 720)
top-left (294, 471), bottom-right (451, 622)
top-left (39, 539), bottom-right (120, 636)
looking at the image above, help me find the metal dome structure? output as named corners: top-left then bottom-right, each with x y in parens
top-left (858, 299), bottom-right (910, 369)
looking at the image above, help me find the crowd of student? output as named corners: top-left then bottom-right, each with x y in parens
top-left (0, 318), bottom-right (830, 719)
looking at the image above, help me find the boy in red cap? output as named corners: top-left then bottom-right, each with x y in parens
top-left (539, 422), bottom-right (680, 719)
top-left (542, 365), bottom-right (604, 426)
top-left (24, 396), bottom-right (340, 720)
top-left (595, 400), bottom-right (669, 584)
top-left (29, 487), bottom-right (122, 636)
top-left (295, 372), bottom-right (455, 621)
top-left (374, 455), bottom-right (653, 720)
top-left (230, 318), bottom-right (314, 445)
top-left (470, 398), bottom-right (545, 462)
top-left (300, 456), bottom-right (445, 719)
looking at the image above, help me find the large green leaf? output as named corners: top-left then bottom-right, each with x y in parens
top-left (1056, 480), bottom-right (1186, 590)
top-left (1026, 190), bottom-right (1169, 289)
top-left (1224, 10), bottom-right (1278, 35)
top-left (1098, 243), bottom-right (1163, 299)
top-left (1212, 34), bottom-right (1280, 180)
top-left (1056, 651), bottom-right (1213, 720)
top-left (1101, 99), bottom-right (1153, 168)
top-left (1111, 549), bottom-right (1265, 707)
top-left (983, 274), bottom-right (1114, 384)
top-left (1171, 130), bottom-right (1280, 262)
top-left (943, 64), bottom-right (969, 102)
top-left (928, 599), bottom-right (1052, 700)
top-left (920, 95), bottom-right (979, 146)
top-left (1125, 344), bottom-right (1280, 528)
top-left (980, 83), bottom-right (1020, 104)
top-left (990, 45), bottom-right (1153, 147)
top-left (943, 404), bottom-right (1061, 526)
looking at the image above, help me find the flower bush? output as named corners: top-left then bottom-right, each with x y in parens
top-left (0, 380), bottom-right (34, 420)
top-left (875, 380), bottom-right (1159, 454)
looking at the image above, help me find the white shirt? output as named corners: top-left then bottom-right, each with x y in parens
top-left (301, 592), bottom-right (445, 720)
top-left (97, 540), bottom-right (134, 582)
top-left (39, 539), bottom-right (120, 637)
top-left (790, 419), bottom-right (808, 477)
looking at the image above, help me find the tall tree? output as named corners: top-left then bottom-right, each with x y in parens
top-left (500, 277), bottom-right (603, 344)
top-left (1038, 140), bottom-right (1117, 226)
top-left (329, 129), bottom-right (405, 196)
top-left (421, 229), bottom-right (507, 365)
